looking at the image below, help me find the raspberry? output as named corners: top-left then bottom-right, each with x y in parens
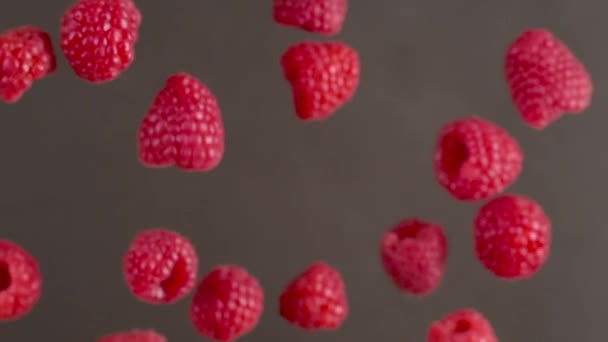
top-left (279, 261), bottom-right (348, 331)
top-left (0, 240), bottom-right (41, 321)
top-left (0, 26), bottom-right (56, 103)
top-left (380, 218), bottom-right (447, 296)
top-left (59, 0), bottom-right (141, 83)
top-left (280, 41), bottom-right (360, 121)
top-left (505, 28), bottom-right (593, 129)
top-left (97, 330), bottom-right (166, 342)
top-left (433, 117), bottom-right (523, 201)
top-left (137, 72), bottom-right (225, 172)
top-left (427, 308), bottom-right (497, 342)
top-left (123, 229), bottom-right (198, 304)
top-left (272, 0), bottom-right (348, 36)
top-left (474, 194), bottom-right (551, 279)
top-left (189, 265), bottom-right (264, 341)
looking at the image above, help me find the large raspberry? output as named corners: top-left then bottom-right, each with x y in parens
top-left (433, 117), bottom-right (523, 201)
top-left (279, 261), bottom-right (348, 331)
top-left (137, 72), bottom-right (225, 172)
top-left (0, 26), bottom-right (56, 103)
top-left (505, 28), bottom-right (593, 129)
top-left (97, 330), bottom-right (166, 342)
top-left (59, 0), bottom-right (141, 83)
top-left (427, 308), bottom-right (497, 342)
top-left (0, 240), bottom-right (41, 321)
top-left (273, 0), bottom-right (348, 36)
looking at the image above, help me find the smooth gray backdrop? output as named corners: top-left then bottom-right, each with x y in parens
top-left (1, 1), bottom-right (606, 341)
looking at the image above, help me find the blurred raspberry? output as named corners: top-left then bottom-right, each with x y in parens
top-left (0, 240), bottom-right (41, 321)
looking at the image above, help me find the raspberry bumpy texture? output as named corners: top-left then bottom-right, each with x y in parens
top-left (0, 240), bottom-right (42, 321)
top-left (427, 308), bottom-right (498, 342)
top-left (97, 330), bottom-right (167, 342)
top-left (272, 0), bottom-right (348, 36)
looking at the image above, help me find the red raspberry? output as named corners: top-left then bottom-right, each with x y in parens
top-left (123, 229), bottom-right (198, 304)
top-left (189, 265), bottom-right (264, 341)
top-left (474, 194), bottom-right (551, 279)
top-left (97, 330), bottom-right (166, 342)
top-left (137, 72), bottom-right (225, 172)
top-left (0, 240), bottom-right (41, 321)
top-left (433, 117), bottom-right (523, 201)
top-left (505, 28), bottom-right (593, 129)
top-left (0, 26), bottom-right (56, 103)
top-left (279, 261), bottom-right (348, 331)
top-left (380, 218), bottom-right (447, 296)
top-left (272, 0), bottom-right (348, 36)
top-left (59, 0), bottom-right (141, 83)
top-left (280, 41), bottom-right (360, 121)
top-left (427, 308), bottom-right (497, 342)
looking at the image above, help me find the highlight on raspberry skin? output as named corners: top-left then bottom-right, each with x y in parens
top-left (189, 265), bottom-right (264, 342)
top-left (97, 329), bottom-right (167, 342)
top-left (505, 28), bottom-right (593, 129)
top-left (280, 41), bottom-right (360, 121)
top-left (279, 261), bottom-right (348, 331)
top-left (59, 0), bottom-right (142, 83)
top-left (474, 194), bottom-right (551, 280)
top-left (426, 308), bottom-right (498, 342)
top-left (123, 228), bottom-right (198, 304)
top-left (433, 117), bottom-right (523, 201)
top-left (272, 0), bottom-right (348, 36)
top-left (0, 240), bottom-right (42, 321)
top-left (380, 218), bottom-right (447, 296)
top-left (137, 72), bottom-right (225, 172)
top-left (0, 26), bottom-right (56, 104)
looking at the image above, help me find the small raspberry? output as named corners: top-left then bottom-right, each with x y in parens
top-left (0, 26), bottom-right (56, 103)
top-left (474, 194), bottom-right (551, 279)
top-left (433, 117), bottom-right (523, 201)
top-left (281, 41), bottom-right (360, 121)
top-left (427, 308), bottom-right (497, 342)
top-left (137, 72), bottom-right (225, 172)
top-left (272, 0), bottom-right (348, 36)
top-left (190, 265), bottom-right (264, 341)
top-left (279, 261), bottom-right (348, 331)
top-left (123, 229), bottom-right (198, 304)
top-left (59, 0), bottom-right (141, 83)
top-left (505, 28), bottom-right (593, 129)
top-left (97, 330), bottom-right (166, 342)
top-left (380, 218), bottom-right (447, 296)
top-left (0, 240), bottom-right (41, 321)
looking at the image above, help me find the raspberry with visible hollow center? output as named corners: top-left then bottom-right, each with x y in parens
top-left (97, 330), bottom-right (166, 342)
top-left (0, 240), bottom-right (41, 321)
top-left (427, 308), bottom-right (497, 342)
top-left (272, 0), bottom-right (348, 36)
top-left (123, 229), bottom-right (198, 304)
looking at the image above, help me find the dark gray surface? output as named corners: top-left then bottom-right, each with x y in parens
top-left (1, 1), bottom-right (606, 341)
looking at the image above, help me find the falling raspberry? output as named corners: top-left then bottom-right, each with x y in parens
top-left (137, 72), bottom-right (225, 172)
top-left (273, 0), bottom-right (348, 36)
top-left (433, 117), bottom-right (523, 201)
top-left (97, 330), bottom-right (166, 342)
top-left (0, 240), bottom-right (41, 321)
top-left (505, 28), bottom-right (593, 129)
top-left (380, 218), bottom-right (447, 296)
top-left (427, 308), bottom-right (498, 342)
top-left (190, 265), bottom-right (264, 341)
top-left (0, 26), bottom-right (56, 103)
top-left (279, 261), bottom-right (348, 331)
top-left (474, 194), bottom-right (551, 279)
top-left (123, 229), bottom-right (198, 304)
top-left (280, 41), bottom-right (360, 121)
top-left (59, 0), bottom-right (141, 83)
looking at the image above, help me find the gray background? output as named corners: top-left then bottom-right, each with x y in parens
top-left (0, 0), bottom-right (606, 341)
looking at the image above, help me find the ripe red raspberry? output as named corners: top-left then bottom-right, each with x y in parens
top-left (474, 194), bottom-right (551, 279)
top-left (433, 117), bottom-right (523, 201)
top-left (380, 218), bottom-right (447, 296)
top-left (273, 0), bottom-right (348, 36)
top-left (190, 265), bottom-right (264, 341)
top-left (137, 72), bottom-right (225, 172)
top-left (123, 229), bottom-right (198, 304)
top-left (427, 308), bottom-right (497, 342)
top-left (505, 28), bottom-right (593, 129)
top-left (279, 261), bottom-right (348, 331)
top-left (59, 0), bottom-right (141, 83)
top-left (0, 26), bottom-right (56, 103)
top-left (281, 41), bottom-right (360, 121)
top-left (97, 330), bottom-right (166, 342)
top-left (0, 240), bottom-right (41, 321)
